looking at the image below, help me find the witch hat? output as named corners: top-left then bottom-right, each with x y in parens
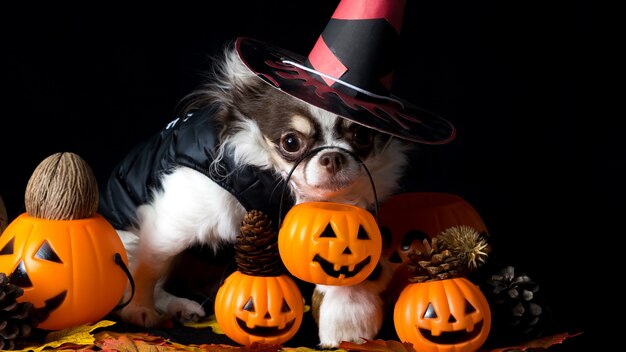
top-left (236, 0), bottom-right (455, 144)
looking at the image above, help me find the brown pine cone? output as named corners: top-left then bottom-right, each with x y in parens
top-left (405, 226), bottom-right (489, 283)
top-left (0, 273), bottom-right (39, 350)
top-left (235, 210), bottom-right (284, 276)
top-left (406, 237), bottom-right (463, 283)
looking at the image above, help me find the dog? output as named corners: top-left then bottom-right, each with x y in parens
top-left (99, 41), bottom-right (414, 343)
top-left (99, 1), bottom-right (455, 347)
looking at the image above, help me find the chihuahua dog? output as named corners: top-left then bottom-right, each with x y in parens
top-left (99, 41), bottom-right (415, 346)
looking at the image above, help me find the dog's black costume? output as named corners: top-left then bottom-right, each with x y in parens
top-left (99, 104), bottom-right (293, 231)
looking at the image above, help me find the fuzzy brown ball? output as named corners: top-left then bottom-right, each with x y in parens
top-left (25, 152), bottom-right (99, 220)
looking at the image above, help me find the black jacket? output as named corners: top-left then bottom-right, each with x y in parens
top-left (98, 104), bottom-right (293, 231)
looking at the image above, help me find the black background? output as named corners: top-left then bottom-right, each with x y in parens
top-left (1, 1), bottom-right (602, 350)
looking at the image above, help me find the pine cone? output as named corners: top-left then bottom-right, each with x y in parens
top-left (481, 265), bottom-right (551, 344)
top-left (235, 210), bottom-right (283, 276)
top-left (406, 237), bottom-right (463, 282)
top-left (0, 273), bottom-right (38, 350)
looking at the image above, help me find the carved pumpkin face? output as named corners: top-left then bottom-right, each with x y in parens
top-left (215, 271), bottom-right (304, 346)
top-left (0, 213), bottom-right (128, 330)
top-left (278, 202), bottom-right (382, 286)
top-left (394, 277), bottom-right (491, 352)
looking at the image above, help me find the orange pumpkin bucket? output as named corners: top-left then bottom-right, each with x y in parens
top-left (215, 210), bottom-right (304, 346)
top-left (0, 152), bottom-right (132, 330)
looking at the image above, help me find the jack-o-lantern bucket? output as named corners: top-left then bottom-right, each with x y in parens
top-left (278, 202), bottom-right (381, 286)
top-left (394, 277), bottom-right (491, 352)
top-left (0, 152), bottom-right (130, 330)
top-left (0, 214), bottom-right (128, 330)
top-left (215, 210), bottom-right (304, 346)
top-left (393, 225), bottom-right (491, 352)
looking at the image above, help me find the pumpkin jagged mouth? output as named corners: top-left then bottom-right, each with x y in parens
top-left (32, 290), bottom-right (67, 321)
top-left (418, 321), bottom-right (484, 344)
top-left (236, 317), bottom-right (296, 337)
top-left (313, 254), bottom-right (371, 278)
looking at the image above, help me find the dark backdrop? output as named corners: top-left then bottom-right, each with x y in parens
top-left (1, 1), bottom-right (600, 350)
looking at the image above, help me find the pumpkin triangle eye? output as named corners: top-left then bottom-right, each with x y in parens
top-left (281, 299), bottom-right (291, 313)
top-left (35, 240), bottom-right (62, 263)
top-left (465, 299), bottom-right (476, 314)
top-left (243, 297), bottom-right (255, 312)
top-left (357, 225), bottom-right (369, 239)
top-left (9, 260), bottom-right (33, 287)
top-left (0, 237), bottom-right (14, 255)
top-left (423, 303), bottom-right (437, 319)
top-left (319, 224), bottom-right (336, 238)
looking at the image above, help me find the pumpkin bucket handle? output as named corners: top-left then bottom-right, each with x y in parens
top-left (278, 145), bottom-right (379, 229)
top-left (113, 252), bottom-right (135, 310)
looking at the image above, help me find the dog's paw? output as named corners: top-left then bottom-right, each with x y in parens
top-left (167, 297), bottom-right (206, 323)
top-left (117, 304), bottom-right (165, 328)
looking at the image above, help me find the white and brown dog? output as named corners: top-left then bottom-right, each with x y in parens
top-left (99, 0), bottom-right (454, 348)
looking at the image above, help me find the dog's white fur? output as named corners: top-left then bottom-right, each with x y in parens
top-left (112, 43), bottom-right (413, 347)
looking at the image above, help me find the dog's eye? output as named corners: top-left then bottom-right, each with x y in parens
top-left (280, 132), bottom-right (304, 154)
top-left (351, 126), bottom-right (374, 150)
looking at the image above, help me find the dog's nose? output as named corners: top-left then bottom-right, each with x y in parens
top-left (319, 152), bottom-right (346, 174)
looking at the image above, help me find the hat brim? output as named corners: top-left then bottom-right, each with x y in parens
top-left (236, 37), bottom-right (456, 144)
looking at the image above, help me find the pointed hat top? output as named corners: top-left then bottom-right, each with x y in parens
top-left (236, 0), bottom-right (455, 144)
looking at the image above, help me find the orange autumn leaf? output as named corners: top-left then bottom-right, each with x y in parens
top-left (486, 331), bottom-right (584, 352)
top-left (189, 343), bottom-right (263, 352)
top-left (339, 339), bottom-right (416, 352)
top-left (282, 347), bottom-right (343, 352)
top-left (93, 331), bottom-right (177, 351)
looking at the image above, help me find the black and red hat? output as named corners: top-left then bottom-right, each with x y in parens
top-left (236, 0), bottom-right (455, 144)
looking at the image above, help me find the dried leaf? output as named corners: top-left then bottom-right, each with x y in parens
top-left (190, 343), bottom-right (252, 352)
top-left (12, 320), bottom-right (116, 352)
top-left (488, 331), bottom-right (583, 352)
top-left (94, 330), bottom-right (193, 352)
top-left (338, 339), bottom-right (416, 352)
top-left (282, 347), bottom-right (344, 352)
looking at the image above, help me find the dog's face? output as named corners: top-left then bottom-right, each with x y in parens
top-left (200, 50), bottom-right (414, 208)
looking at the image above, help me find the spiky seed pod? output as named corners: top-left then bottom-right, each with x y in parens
top-left (235, 210), bottom-right (284, 276)
top-left (438, 225), bottom-right (489, 271)
top-left (481, 265), bottom-right (551, 344)
top-left (0, 273), bottom-right (39, 350)
top-left (25, 152), bottom-right (99, 220)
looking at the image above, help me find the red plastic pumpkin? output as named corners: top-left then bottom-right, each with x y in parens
top-left (0, 213), bottom-right (128, 330)
top-left (379, 192), bottom-right (488, 270)
top-left (378, 192), bottom-right (488, 303)
top-left (278, 202), bottom-right (382, 286)
top-left (214, 271), bottom-right (304, 346)
top-left (394, 277), bottom-right (491, 352)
